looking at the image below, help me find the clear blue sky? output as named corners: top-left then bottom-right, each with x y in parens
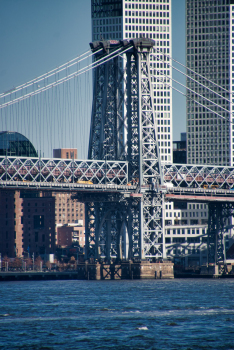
top-left (0, 0), bottom-right (186, 154)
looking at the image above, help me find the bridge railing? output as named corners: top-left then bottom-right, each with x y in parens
top-left (0, 156), bottom-right (128, 186)
top-left (163, 163), bottom-right (234, 190)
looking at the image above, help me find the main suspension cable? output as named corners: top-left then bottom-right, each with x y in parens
top-left (0, 46), bottom-right (130, 108)
top-left (0, 49), bottom-right (94, 99)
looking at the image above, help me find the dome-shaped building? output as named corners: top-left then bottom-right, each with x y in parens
top-left (0, 131), bottom-right (38, 157)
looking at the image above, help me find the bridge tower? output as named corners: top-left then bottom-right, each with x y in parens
top-left (84, 39), bottom-right (165, 262)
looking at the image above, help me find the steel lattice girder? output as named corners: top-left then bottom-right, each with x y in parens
top-left (0, 156), bottom-right (128, 185)
top-left (88, 52), bottom-right (125, 161)
top-left (207, 202), bottom-right (234, 264)
top-left (142, 192), bottom-right (164, 257)
top-left (163, 163), bottom-right (234, 189)
top-left (85, 200), bottom-right (130, 261)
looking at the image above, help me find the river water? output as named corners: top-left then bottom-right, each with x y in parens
top-left (0, 279), bottom-right (234, 350)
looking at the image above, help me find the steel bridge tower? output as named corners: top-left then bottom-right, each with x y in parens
top-left (82, 38), bottom-right (165, 262)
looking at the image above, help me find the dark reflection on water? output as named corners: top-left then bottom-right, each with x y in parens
top-left (0, 279), bottom-right (234, 349)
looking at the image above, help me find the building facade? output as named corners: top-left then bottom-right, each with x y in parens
top-left (186, 0), bottom-right (234, 166)
top-left (53, 148), bottom-right (77, 159)
top-left (0, 190), bottom-right (55, 258)
top-left (52, 149), bottom-right (85, 246)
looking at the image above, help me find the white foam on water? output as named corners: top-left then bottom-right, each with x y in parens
top-left (137, 326), bottom-right (148, 330)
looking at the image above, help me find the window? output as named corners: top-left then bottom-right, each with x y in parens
top-left (34, 215), bottom-right (44, 229)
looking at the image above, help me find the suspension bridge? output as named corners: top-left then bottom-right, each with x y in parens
top-left (1, 38), bottom-right (234, 268)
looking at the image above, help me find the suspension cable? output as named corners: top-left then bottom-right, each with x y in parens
top-left (0, 49), bottom-right (99, 100)
top-left (0, 46), bottom-right (132, 109)
top-left (153, 74), bottom-right (231, 123)
top-left (154, 47), bottom-right (233, 97)
top-left (155, 68), bottom-right (232, 118)
top-left (151, 53), bottom-right (231, 104)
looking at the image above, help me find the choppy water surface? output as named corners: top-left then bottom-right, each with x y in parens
top-left (0, 279), bottom-right (234, 349)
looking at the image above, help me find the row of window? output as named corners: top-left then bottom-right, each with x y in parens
top-left (187, 158), bottom-right (229, 164)
top-left (187, 127), bottom-right (229, 133)
top-left (93, 18), bottom-right (121, 25)
top-left (167, 248), bottom-right (202, 256)
top-left (166, 211), bottom-right (207, 218)
top-left (155, 104), bottom-right (170, 111)
top-left (187, 2), bottom-right (229, 9)
top-left (166, 228), bottom-right (206, 235)
top-left (165, 203), bottom-right (207, 210)
top-left (125, 3), bottom-right (169, 10)
top-left (187, 13), bottom-right (229, 20)
top-left (161, 155), bottom-right (171, 161)
top-left (157, 120), bottom-right (170, 125)
top-left (125, 11), bottom-right (169, 18)
top-left (166, 237), bottom-right (202, 243)
top-left (125, 25), bottom-right (169, 32)
top-left (187, 20), bottom-right (229, 28)
top-left (187, 48), bottom-right (228, 55)
top-left (157, 133), bottom-right (170, 140)
top-left (187, 41), bottom-right (228, 48)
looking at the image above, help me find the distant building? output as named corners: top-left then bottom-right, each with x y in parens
top-left (54, 192), bottom-right (84, 227)
top-left (173, 133), bottom-right (186, 164)
top-left (57, 223), bottom-right (85, 248)
top-left (0, 131), bottom-right (38, 157)
top-left (0, 190), bottom-right (23, 257)
top-left (52, 148), bottom-right (85, 247)
top-left (53, 148), bottom-right (77, 159)
top-left (186, 0), bottom-right (233, 166)
top-left (0, 190), bottom-right (55, 258)
top-left (0, 132), bottom-right (55, 258)
top-left (21, 191), bottom-right (56, 258)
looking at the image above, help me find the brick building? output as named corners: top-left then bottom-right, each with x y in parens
top-left (53, 148), bottom-right (77, 159)
top-left (0, 190), bottom-right (55, 258)
top-left (57, 223), bottom-right (85, 248)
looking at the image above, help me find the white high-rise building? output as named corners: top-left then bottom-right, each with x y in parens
top-left (91, 0), bottom-right (173, 164)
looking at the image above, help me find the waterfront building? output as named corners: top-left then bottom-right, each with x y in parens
top-left (0, 190), bottom-right (56, 258)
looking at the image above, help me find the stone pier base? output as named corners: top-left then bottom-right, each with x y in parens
top-left (77, 260), bottom-right (174, 280)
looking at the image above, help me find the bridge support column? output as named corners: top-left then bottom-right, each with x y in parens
top-left (207, 202), bottom-right (234, 265)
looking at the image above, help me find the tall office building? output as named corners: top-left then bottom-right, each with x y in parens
top-left (91, 0), bottom-right (173, 163)
top-left (186, 0), bottom-right (234, 166)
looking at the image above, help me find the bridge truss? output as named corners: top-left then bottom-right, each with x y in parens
top-left (1, 39), bottom-right (234, 266)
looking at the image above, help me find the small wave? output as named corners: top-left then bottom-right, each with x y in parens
top-left (100, 308), bottom-right (111, 311)
top-left (122, 310), bottom-right (141, 314)
top-left (0, 313), bottom-right (10, 317)
top-left (137, 326), bottom-right (148, 330)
